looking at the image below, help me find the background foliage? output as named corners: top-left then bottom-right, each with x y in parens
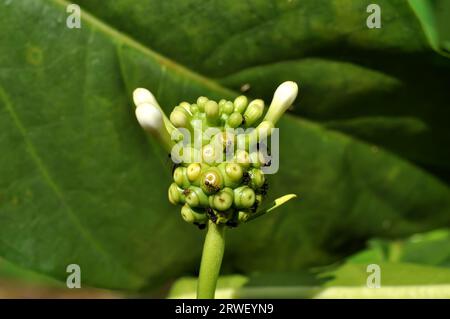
top-left (0, 0), bottom-right (449, 294)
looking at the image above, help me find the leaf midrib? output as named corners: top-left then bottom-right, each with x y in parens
top-left (52, 0), bottom-right (235, 99)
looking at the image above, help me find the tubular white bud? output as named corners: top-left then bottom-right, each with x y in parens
top-left (133, 88), bottom-right (159, 107)
top-left (263, 81), bottom-right (298, 124)
top-left (135, 103), bottom-right (163, 131)
top-left (133, 88), bottom-right (178, 136)
top-left (135, 103), bottom-right (173, 152)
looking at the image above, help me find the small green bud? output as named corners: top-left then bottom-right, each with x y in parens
top-left (179, 102), bottom-right (193, 115)
top-left (185, 186), bottom-right (209, 208)
top-left (234, 96), bottom-right (248, 113)
top-left (220, 113), bottom-right (229, 124)
top-left (190, 104), bottom-right (199, 114)
top-left (173, 166), bottom-right (190, 188)
top-left (196, 96), bottom-right (208, 111)
top-left (214, 209), bottom-right (234, 224)
top-left (170, 108), bottom-right (189, 128)
top-left (243, 99), bottom-right (264, 127)
top-left (237, 211), bottom-right (251, 223)
top-left (201, 168), bottom-right (224, 194)
top-left (181, 204), bottom-right (207, 224)
top-left (222, 101), bottom-right (234, 115)
top-left (234, 186), bottom-right (256, 209)
top-left (227, 112), bottom-right (243, 128)
top-left (205, 100), bottom-right (220, 125)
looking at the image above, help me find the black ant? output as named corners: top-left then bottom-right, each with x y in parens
top-left (204, 180), bottom-right (220, 193)
top-left (206, 207), bottom-right (217, 223)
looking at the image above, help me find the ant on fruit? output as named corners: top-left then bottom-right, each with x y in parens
top-left (204, 180), bottom-right (220, 193)
top-left (206, 207), bottom-right (217, 223)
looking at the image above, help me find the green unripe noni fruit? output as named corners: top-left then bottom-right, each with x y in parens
top-left (186, 163), bottom-right (204, 185)
top-left (181, 204), bottom-right (207, 224)
top-left (185, 186), bottom-right (209, 208)
top-left (201, 167), bottom-right (224, 194)
top-left (218, 163), bottom-right (243, 188)
top-left (168, 182), bottom-right (185, 205)
top-left (173, 166), bottom-right (190, 188)
top-left (234, 186), bottom-right (256, 209)
top-left (209, 187), bottom-right (234, 211)
top-left (248, 168), bottom-right (265, 189)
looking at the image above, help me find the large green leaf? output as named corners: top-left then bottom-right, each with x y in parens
top-left (348, 228), bottom-right (450, 267)
top-left (1, 0), bottom-right (449, 291)
top-left (0, 0), bottom-right (229, 290)
top-left (76, 0), bottom-right (450, 178)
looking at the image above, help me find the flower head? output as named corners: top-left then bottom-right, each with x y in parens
top-left (133, 82), bottom-right (298, 229)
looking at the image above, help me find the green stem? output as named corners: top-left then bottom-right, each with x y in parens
top-left (197, 221), bottom-right (225, 299)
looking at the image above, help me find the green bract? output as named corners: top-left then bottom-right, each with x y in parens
top-left (133, 82), bottom-right (298, 229)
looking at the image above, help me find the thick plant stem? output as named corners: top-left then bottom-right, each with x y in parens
top-left (197, 221), bottom-right (225, 299)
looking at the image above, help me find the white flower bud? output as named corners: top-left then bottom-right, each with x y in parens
top-left (263, 81), bottom-right (298, 124)
top-left (135, 103), bottom-right (173, 152)
top-left (133, 88), bottom-right (159, 107)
